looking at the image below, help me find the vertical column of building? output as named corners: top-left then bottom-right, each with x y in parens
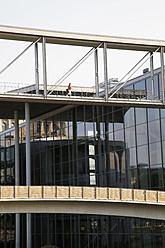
top-left (94, 49), bottom-right (99, 97)
top-left (161, 47), bottom-right (165, 101)
top-left (42, 37), bottom-right (47, 97)
top-left (25, 103), bottom-right (31, 248)
top-left (35, 42), bottom-right (39, 94)
top-left (150, 52), bottom-right (154, 99)
top-left (103, 42), bottom-right (108, 100)
top-left (14, 110), bottom-right (20, 248)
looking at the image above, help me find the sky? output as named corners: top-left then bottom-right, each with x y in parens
top-left (0, 0), bottom-right (164, 88)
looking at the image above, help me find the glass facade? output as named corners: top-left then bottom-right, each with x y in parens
top-left (0, 70), bottom-right (165, 247)
top-left (0, 214), bottom-right (165, 248)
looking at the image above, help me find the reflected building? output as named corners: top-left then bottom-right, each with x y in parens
top-left (1, 68), bottom-right (165, 247)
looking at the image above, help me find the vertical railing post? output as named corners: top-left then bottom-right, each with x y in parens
top-left (42, 37), bottom-right (47, 97)
top-left (161, 47), bottom-right (165, 101)
top-left (94, 49), bottom-right (99, 97)
top-left (103, 42), bottom-right (108, 100)
top-left (35, 43), bottom-right (39, 94)
top-left (150, 52), bottom-right (154, 99)
top-left (25, 102), bottom-right (31, 248)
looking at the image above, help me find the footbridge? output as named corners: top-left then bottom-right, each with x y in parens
top-left (1, 186), bottom-right (165, 220)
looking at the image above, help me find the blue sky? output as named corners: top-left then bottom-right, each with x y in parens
top-left (0, 0), bottom-right (164, 86)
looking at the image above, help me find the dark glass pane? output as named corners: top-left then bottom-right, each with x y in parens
top-left (138, 167), bottom-right (149, 189)
top-left (150, 166), bottom-right (163, 190)
top-left (137, 145), bottom-right (149, 166)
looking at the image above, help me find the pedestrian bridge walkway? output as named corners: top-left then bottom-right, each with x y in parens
top-left (1, 186), bottom-right (165, 220)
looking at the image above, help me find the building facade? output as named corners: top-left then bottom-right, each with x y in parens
top-left (0, 68), bottom-right (165, 247)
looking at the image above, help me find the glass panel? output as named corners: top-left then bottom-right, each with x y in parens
top-left (148, 108), bottom-right (159, 121)
top-left (136, 123), bottom-right (148, 146)
top-left (149, 142), bottom-right (162, 166)
top-left (124, 107), bottom-right (135, 128)
top-left (125, 126), bottom-right (136, 148)
top-left (150, 166), bottom-right (163, 190)
top-left (137, 145), bottom-right (149, 166)
top-left (136, 108), bottom-right (146, 125)
top-left (161, 118), bottom-right (165, 141)
top-left (135, 80), bottom-right (145, 90)
top-left (138, 167), bottom-right (149, 189)
top-left (148, 120), bottom-right (160, 143)
top-left (126, 147), bottom-right (137, 169)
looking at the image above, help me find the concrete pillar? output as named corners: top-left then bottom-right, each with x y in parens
top-left (42, 37), bottom-right (47, 97)
top-left (25, 103), bottom-right (31, 248)
top-left (14, 110), bottom-right (20, 248)
top-left (14, 110), bottom-right (19, 186)
top-left (35, 43), bottom-right (39, 95)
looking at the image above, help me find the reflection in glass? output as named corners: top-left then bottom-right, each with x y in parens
top-left (136, 108), bottom-right (146, 125)
top-left (149, 142), bottom-right (162, 166)
top-left (136, 123), bottom-right (148, 146)
top-left (124, 108), bottom-right (135, 128)
top-left (125, 126), bottom-right (136, 148)
top-left (148, 120), bottom-right (160, 143)
top-left (137, 145), bottom-right (149, 166)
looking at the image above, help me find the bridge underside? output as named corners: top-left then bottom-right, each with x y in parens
top-left (0, 199), bottom-right (164, 221)
top-left (0, 94), bottom-right (164, 120)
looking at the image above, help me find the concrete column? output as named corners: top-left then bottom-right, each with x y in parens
top-left (103, 42), bottom-right (108, 100)
top-left (42, 37), bottom-right (47, 97)
top-left (14, 110), bottom-right (20, 248)
top-left (150, 52), bottom-right (154, 99)
top-left (14, 110), bottom-right (19, 186)
top-left (161, 47), bottom-right (165, 101)
top-left (25, 103), bottom-right (31, 248)
top-left (94, 49), bottom-right (99, 97)
top-left (35, 43), bottom-right (39, 95)
top-left (25, 103), bottom-right (31, 186)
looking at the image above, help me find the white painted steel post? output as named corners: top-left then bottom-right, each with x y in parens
top-left (25, 103), bottom-right (31, 248)
top-left (150, 52), bottom-right (154, 99)
top-left (103, 42), bottom-right (108, 100)
top-left (14, 110), bottom-right (20, 248)
top-left (94, 49), bottom-right (99, 97)
top-left (161, 47), bottom-right (165, 101)
top-left (42, 37), bottom-right (47, 97)
top-left (35, 43), bottom-right (39, 94)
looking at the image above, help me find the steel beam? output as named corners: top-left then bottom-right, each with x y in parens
top-left (103, 42), bottom-right (108, 100)
top-left (161, 47), bottom-right (165, 101)
top-left (94, 49), bottom-right (99, 97)
top-left (150, 52), bottom-right (154, 99)
top-left (35, 43), bottom-right (39, 94)
top-left (42, 37), bottom-right (47, 97)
